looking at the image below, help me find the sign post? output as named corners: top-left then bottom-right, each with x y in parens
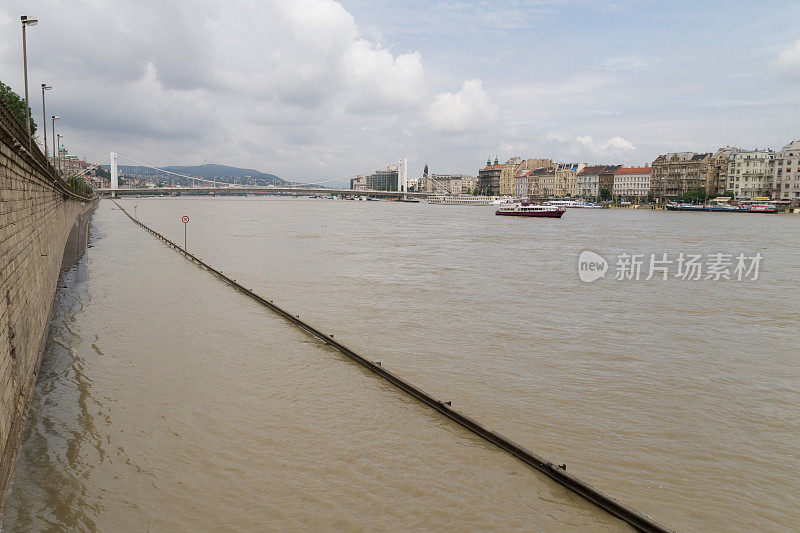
top-left (181, 216), bottom-right (189, 249)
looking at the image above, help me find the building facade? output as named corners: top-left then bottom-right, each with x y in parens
top-left (418, 174), bottom-right (449, 194)
top-left (612, 166), bottom-right (651, 200)
top-left (599, 165), bottom-right (622, 197)
top-left (726, 150), bottom-right (775, 199)
top-left (535, 168), bottom-right (556, 197)
top-left (499, 157), bottom-right (524, 195)
top-left (650, 152), bottom-right (712, 199)
top-left (480, 156), bottom-right (552, 195)
top-left (514, 169), bottom-right (540, 197)
top-left (419, 174), bottom-right (475, 194)
top-left (367, 166), bottom-right (399, 191)
top-left (554, 163), bottom-right (585, 197)
top-left (773, 139), bottom-right (800, 201)
top-left (350, 175), bottom-right (367, 191)
top-left (477, 157), bottom-right (502, 194)
top-left (576, 165), bottom-right (607, 198)
top-left (709, 147), bottom-right (741, 195)
top-left (499, 158), bottom-right (552, 195)
top-left (460, 175), bottom-right (477, 194)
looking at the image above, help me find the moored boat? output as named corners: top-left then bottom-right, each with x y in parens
top-left (666, 202), bottom-right (778, 213)
top-left (544, 199), bottom-right (602, 208)
top-left (745, 203), bottom-right (778, 213)
top-left (495, 201), bottom-right (566, 218)
top-left (428, 195), bottom-right (505, 205)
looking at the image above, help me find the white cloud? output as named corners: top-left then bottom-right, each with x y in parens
top-left (603, 56), bottom-right (650, 72)
top-left (0, 0), bottom-right (442, 178)
top-left (543, 133), bottom-right (636, 162)
top-left (2, 0), bottom-right (798, 180)
top-left (775, 38), bottom-right (800, 76)
top-left (427, 79), bottom-right (500, 132)
top-left (343, 41), bottom-right (426, 113)
top-left (578, 135), bottom-right (636, 153)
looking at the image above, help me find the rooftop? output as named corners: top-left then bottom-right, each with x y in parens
top-left (780, 139), bottom-right (800, 153)
top-left (615, 166), bottom-right (651, 174)
top-left (578, 165), bottom-right (608, 175)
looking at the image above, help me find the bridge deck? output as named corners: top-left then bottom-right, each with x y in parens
top-left (98, 187), bottom-right (431, 197)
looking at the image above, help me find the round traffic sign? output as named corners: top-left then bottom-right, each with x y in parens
top-left (181, 216), bottom-right (189, 223)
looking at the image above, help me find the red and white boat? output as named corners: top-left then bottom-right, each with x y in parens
top-left (745, 203), bottom-right (778, 213)
top-left (495, 201), bottom-right (566, 218)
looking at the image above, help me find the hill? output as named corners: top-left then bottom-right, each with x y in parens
top-left (161, 164), bottom-right (283, 183)
top-left (102, 163), bottom-right (285, 187)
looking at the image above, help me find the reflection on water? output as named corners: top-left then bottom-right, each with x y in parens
top-left (6, 263), bottom-right (103, 531)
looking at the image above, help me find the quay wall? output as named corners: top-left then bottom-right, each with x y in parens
top-left (0, 98), bottom-right (96, 510)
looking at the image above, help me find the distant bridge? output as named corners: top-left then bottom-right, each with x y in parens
top-left (97, 187), bottom-right (431, 198)
top-left (89, 152), bottom-right (432, 198)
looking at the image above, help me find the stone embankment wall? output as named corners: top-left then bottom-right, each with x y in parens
top-left (0, 98), bottom-right (96, 508)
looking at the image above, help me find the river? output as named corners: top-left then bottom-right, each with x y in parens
top-left (4, 197), bottom-right (800, 531)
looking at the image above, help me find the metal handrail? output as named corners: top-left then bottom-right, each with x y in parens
top-left (0, 96), bottom-right (92, 201)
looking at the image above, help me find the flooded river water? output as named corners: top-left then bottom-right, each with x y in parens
top-left (5, 198), bottom-right (800, 531)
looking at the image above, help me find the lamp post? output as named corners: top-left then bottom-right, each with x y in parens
top-left (51, 115), bottom-right (59, 169)
top-left (56, 134), bottom-right (63, 174)
top-left (41, 84), bottom-right (51, 157)
top-left (20, 15), bottom-right (39, 150)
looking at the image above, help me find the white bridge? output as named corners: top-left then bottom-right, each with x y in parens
top-left (97, 152), bottom-right (426, 197)
top-left (98, 186), bottom-right (430, 198)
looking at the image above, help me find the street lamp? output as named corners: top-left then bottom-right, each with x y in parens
top-left (41, 84), bottom-right (51, 157)
top-left (20, 15), bottom-right (39, 150)
top-left (56, 133), bottom-right (63, 174)
top-left (51, 115), bottom-right (59, 169)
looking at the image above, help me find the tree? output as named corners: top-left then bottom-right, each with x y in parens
top-left (0, 81), bottom-right (37, 136)
top-left (599, 188), bottom-right (612, 201)
top-left (681, 187), bottom-right (708, 204)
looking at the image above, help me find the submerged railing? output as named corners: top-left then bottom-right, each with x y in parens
top-left (112, 199), bottom-right (672, 533)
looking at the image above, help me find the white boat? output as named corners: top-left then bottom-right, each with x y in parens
top-left (544, 199), bottom-right (603, 209)
top-left (427, 195), bottom-right (507, 206)
top-left (495, 201), bottom-right (566, 218)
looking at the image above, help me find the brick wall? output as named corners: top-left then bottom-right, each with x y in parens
top-left (0, 102), bottom-right (96, 506)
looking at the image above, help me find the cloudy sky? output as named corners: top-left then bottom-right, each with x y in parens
top-left (1, 1), bottom-right (799, 184)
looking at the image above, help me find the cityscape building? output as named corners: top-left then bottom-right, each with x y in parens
top-left (773, 139), bottom-right (800, 201)
top-left (650, 152), bottom-right (712, 199)
top-left (599, 165), bottom-right (622, 197)
top-left (576, 165), bottom-right (607, 198)
top-left (367, 164), bottom-right (399, 191)
top-left (710, 147), bottom-right (742, 195)
top-left (726, 150), bottom-right (775, 199)
top-left (555, 163), bottom-right (585, 197)
top-left (513, 169), bottom-right (538, 197)
top-left (612, 166), bottom-right (651, 200)
top-left (477, 156), bottom-right (502, 194)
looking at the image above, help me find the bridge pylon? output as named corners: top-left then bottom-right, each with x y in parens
top-left (398, 157), bottom-right (408, 193)
top-left (110, 151), bottom-right (119, 194)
